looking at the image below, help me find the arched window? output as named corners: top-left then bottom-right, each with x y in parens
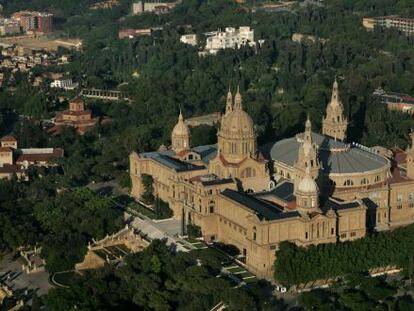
top-left (344, 179), bottom-right (354, 186)
top-left (374, 175), bottom-right (381, 183)
top-left (209, 200), bottom-right (215, 213)
top-left (241, 167), bottom-right (256, 178)
top-left (361, 178), bottom-right (369, 185)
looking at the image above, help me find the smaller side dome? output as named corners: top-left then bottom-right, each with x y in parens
top-left (172, 111), bottom-right (190, 137)
top-left (297, 167), bottom-right (318, 194)
top-left (171, 111), bottom-right (190, 153)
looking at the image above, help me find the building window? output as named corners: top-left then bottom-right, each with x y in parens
top-left (253, 232), bottom-right (256, 241)
top-left (340, 233), bottom-right (346, 239)
top-left (350, 232), bottom-right (356, 237)
top-left (305, 232), bottom-right (308, 239)
top-left (344, 179), bottom-right (354, 187)
top-left (209, 206), bottom-right (214, 213)
top-left (331, 228), bottom-right (334, 235)
top-left (397, 194), bottom-right (403, 209)
top-left (409, 194), bottom-right (414, 208)
top-left (374, 175), bottom-right (381, 183)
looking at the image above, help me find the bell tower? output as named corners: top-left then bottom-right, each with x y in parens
top-left (294, 116), bottom-right (320, 188)
top-left (322, 78), bottom-right (348, 141)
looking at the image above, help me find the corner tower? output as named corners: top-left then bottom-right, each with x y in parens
top-left (171, 111), bottom-right (190, 153)
top-left (217, 87), bottom-right (257, 163)
top-left (294, 116), bottom-right (320, 187)
top-left (322, 79), bottom-right (348, 141)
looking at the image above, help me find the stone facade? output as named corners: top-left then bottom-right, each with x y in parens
top-left (130, 82), bottom-right (414, 279)
top-left (75, 226), bottom-right (149, 271)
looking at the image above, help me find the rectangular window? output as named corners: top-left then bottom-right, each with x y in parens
top-left (397, 194), bottom-right (403, 209)
top-left (331, 228), bottom-right (334, 235)
top-left (350, 232), bottom-right (356, 237)
top-left (409, 194), bottom-right (414, 208)
top-left (340, 233), bottom-right (346, 239)
top-left (253, 232), bottom-right (256, 241)
top-left (305, 232), bottom-right (308, 239)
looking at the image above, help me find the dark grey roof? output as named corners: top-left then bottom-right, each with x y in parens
top-left (268, 132), bottom-right (389, 174)
top-left (361, 198), bottom-right (378, 209)
top-left (140, 144), bottom-right (217, 172)
top-left (192, 144), bottom-right (217, 164)
top-left (201, 178), bottom-right (234, 187)
top-left (141, 153), bottom-right (205, 172)
top-left (323, 198), bottom-right (361, 211)
top-left (266, 180), bottom-right (295, 202)
top-left (221, 189), bottom-right (300, 221)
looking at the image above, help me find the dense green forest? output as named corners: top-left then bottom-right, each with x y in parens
top-left (0, 0), bottom-right (413, 188)
top-left (42, 240), bottom-right (282, 310)
top-left (274, 223), bottom-right (414, 286)
top-left (297, 274), bottom-right (414, 311)
top-left (0, 176), bottom-right (123, 272)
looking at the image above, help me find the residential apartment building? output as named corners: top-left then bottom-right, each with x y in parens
top-left (0, 18), bottom-right (21, 35)
top-left (11, 11), bottom-right (53, 33)
top-left (373, 88), bottom-right (414, 115)
top-left (132, 1), bottom-right (179, 15)
top-left (363, 16), bottom-right (414, 36)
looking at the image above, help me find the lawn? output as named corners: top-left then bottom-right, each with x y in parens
top-left (127, 202), bottom-right (157, 219)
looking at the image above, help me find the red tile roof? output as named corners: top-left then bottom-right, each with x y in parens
top-left (15, 148), bottom-right (64, 163)
top-left (70, 97), bottom-right (84, 104)
top-left (176, 150), bottom-right (190, 157)
top-left (0, 164), bottom-right (24, 174)
top-left (389, 167), bottom-right (412, 184)
top-left (0, 136), bottom-right (17, 142)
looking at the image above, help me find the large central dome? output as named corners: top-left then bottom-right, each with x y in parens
top-left (220, 109), bottom-right (255, 138)
top-left (217, 88), bottom-right (257, 163)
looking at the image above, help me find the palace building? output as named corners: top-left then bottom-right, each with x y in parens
top-left (130, 80), bottom-right (414, 279)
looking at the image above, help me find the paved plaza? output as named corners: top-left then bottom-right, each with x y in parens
top-left (0, 253), bottom-right (52, 297)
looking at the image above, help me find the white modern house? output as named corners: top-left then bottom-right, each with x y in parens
top-left (204, 27), bottom-right (256, 55)
top-left (180, 34), bottom-right (197, 46)
top-left (50, 77), bottom-right (78, 90)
